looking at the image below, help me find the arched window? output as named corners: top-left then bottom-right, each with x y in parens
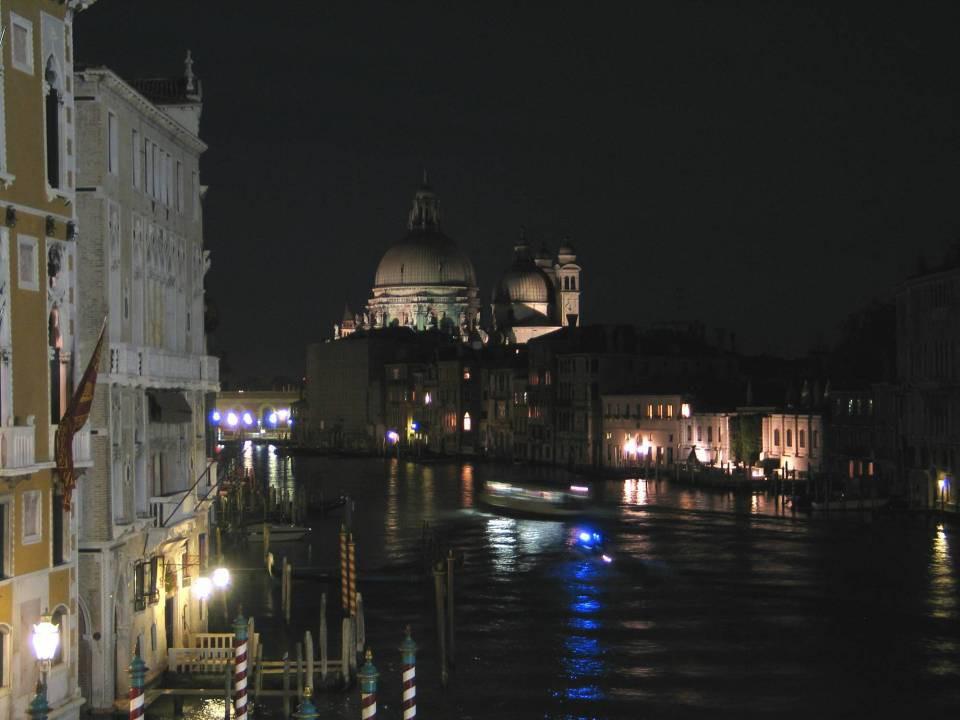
top-left (774, 429), bottom-right (780, 447)
top-left (51, 606), bottom-right (68, 665)
top-left (44, 57), bottom-right (62, 189)
top-left (786, 429), bottom-right (793, 448)
top-left (570, 277), bottom-right (577, 290)
top-left (463, 412), bottom-right (472, 432)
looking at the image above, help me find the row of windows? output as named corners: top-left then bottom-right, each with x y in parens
top-left (836, 397), bottom-right (875, 417)
top-left (772, 428), bottom-right (819, 449)
top-left (685, 424), bottom-right (721, 444)
top-left (605, 402), bottom-right (691, 420)
top-left (107, 122), bottom-right (201, 221)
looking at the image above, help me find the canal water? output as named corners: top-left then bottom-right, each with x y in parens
top-left (153, 445), bottom-right (960, 719)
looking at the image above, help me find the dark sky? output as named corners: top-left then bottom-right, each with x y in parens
top-left (76, 1), bottom-right (960, 381)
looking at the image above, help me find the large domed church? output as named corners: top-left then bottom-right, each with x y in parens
top-left (365, 177), bottom-right (480, 336)
top-left (334, 176), bottom-right (581, 345)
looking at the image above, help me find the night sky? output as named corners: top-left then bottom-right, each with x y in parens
top-left (76, 1), bottom-right (960, 383)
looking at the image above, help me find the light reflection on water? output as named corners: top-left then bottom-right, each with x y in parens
top-left (161, 454), bottom-right (960, 719)
top-left (929, 524), bottom-right (957, 621)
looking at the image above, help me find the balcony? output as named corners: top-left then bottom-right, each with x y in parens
top-left (109, 341), bottom-right (219, 391)
top-left (0, 425), bottom-right (36, 474)
top-left (46, 425), bottom-right (92, 468)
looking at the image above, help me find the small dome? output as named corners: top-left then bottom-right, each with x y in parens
top-left (375, 229), bottom-right (477, 287)
top-left (495, 265), bottom-right (551, 304)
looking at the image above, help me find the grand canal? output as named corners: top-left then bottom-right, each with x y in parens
top-left (154, 444), bottom-right (960, 719)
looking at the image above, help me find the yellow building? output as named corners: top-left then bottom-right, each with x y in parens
top-left (0, 1), bottom-right (95, 718)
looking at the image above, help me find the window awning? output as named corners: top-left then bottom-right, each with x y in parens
top-left (148, 390), bottom-right (192, 424)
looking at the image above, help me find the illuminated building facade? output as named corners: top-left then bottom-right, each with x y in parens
top-left (74, 58), bottom-right (219, 710)
top-left (760, 413), bottom-right (823, 477)
top-left (214, 389), bottom-right (298, 441)
top-left (0, 1), bottom-right (96, 717)
top-left (491, 233), bottom-right (581, 344)
top-left (601, 394), bottom-right (735, 470)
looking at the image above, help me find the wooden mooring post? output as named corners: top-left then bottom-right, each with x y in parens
top-left (433, 561), bottom-right (448, 687)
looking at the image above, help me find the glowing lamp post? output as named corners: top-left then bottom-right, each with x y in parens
top-left (193, 575), bottom-right (214, 600)
top-left (212, 566), bottom-right (231, 589)
top-left (29, 612), bottom-right (60, 720)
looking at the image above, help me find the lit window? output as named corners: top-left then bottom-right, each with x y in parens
top-left (667, 404), bottom-right (674, 418)
top-left (848, 460), bottom-right (854, 478)
top-left (463, 369), bottom-right (471, 381)
top-left (463, 412), bottom-right (472, 431)
top-left (657, 403), bottom-right (664, 418)
top-left (681, 403), bottom-right (691, 418)
top-left (646, 404), bottom-right (653, 419)
top-left (868, 462), bottom-right (874, 476)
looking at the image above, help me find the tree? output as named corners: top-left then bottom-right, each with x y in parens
top-left (731, 414), bottom-right (761, 469)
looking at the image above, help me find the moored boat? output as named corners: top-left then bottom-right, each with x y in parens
top-left (246, 523), bottom-right (312, 542)
top-left (811, 497), bottom-right (890, 511)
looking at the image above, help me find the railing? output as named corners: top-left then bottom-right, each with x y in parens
top-left (109, 341), bottom-right (219, 390)
top-left (168, 620), bottom-right (258, 673)
top-left (0, 425), bottom-right (36, 471)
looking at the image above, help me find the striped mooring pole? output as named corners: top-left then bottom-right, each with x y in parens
top-left (400, 626), bottom-right (417, 719)
top-left (293, 687), bottom-right (319, 719)
top-left (339, 524), bottom-right (349, 613)
top-left (348, 533), bottom-right (358, 617)
top-left (128, 640), bottom-right (147, 720)
top-left (233, 611), bottom-right (249, 720)
top-left (358, 648), bottom-right (379, 720)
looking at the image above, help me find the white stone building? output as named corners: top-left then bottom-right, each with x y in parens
top-left (602, 394), bottom-right (732, 470)
top-left (761, 412), bottom-right (823, 477)
top-left (360, 178), bottom-right (481, 338)
top-left (492, 233), bottom-right (581, 344)
top-left (74, 57), bottom-right (219, 711)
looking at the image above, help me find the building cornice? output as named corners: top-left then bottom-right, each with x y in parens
top-left (75, 68), bottom-right (208, 154)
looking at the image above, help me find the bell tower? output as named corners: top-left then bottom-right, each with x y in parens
top-left (555, 240), bottom-right (581, 327)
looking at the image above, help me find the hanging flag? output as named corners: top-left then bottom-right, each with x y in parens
top-left (55, 319), bottom-right (107, 511)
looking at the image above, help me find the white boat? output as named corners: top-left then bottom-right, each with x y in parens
top-left (479, 480), bottom-right (593, 518)
top-left (811, 497), bottom-right (890, 511)
top-left (246, 523), bottom-right (311, 541)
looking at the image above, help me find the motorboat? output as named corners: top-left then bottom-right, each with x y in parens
top-left (479, 480), bottom-right (593, 518)
top-left (570, 527), bottom-right (614, 564)
top-left (246, 522), bottom-right (311, 542)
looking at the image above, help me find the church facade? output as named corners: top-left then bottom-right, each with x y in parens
top-left (334, 178), bottom-right (582, 345)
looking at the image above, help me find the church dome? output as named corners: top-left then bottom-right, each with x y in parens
top-left (374, 230), bottom-right (477, 287)
top-left (373, 180), bottom-right (477, 288)
top-left (495, 265), bottom-right (551, 304)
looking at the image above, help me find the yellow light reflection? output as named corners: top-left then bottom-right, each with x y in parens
top-left (929, 524), bottom-right (957, 620)
top-left (461, 464), bottom-right (475, 508)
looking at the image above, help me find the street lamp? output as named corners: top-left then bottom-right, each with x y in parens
top-left (29, 611), bottom-right (60, 720)
top-left (193, 576), bottom-right (213, 601)
top-left (212, 566), bottom-right (231, 589)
